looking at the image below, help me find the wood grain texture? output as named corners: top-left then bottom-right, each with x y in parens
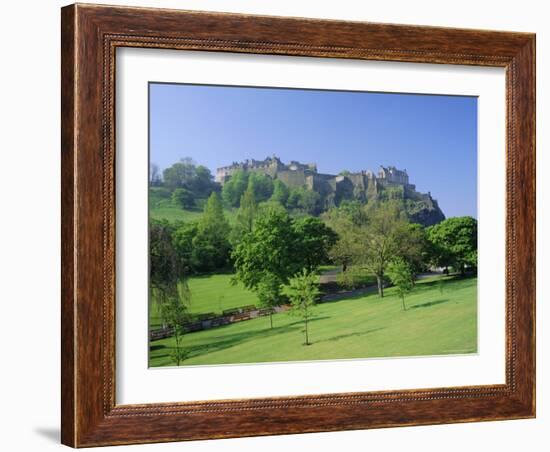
top-left (60, 3), bottom-right (536, 447)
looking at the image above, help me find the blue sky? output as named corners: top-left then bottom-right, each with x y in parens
top-left (149, 83), bottom-right (477, 218)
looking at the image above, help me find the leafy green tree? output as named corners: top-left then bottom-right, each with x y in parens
top-left (357, 204), bottom-right (424, 297)
top-left (386, 258), bottom-right (415, 310)
top-left (427, 216), bottom-right (477, 274)
top-left (323, 209), bottom-right (360, 273)
top-left (247, 172), bottom-right (274, 202)
top-left (192, 193), bottom-right (231, 272)
top-left (191, 165), bottom-right (216, 197)
top-left (287, 269), bottom-right (321, 345)
top-left (256, 273), bottom-right (284, 329)
top-left (171, 188), bottom-right (195, 209)
top-left (149, 219), bottom-right (191, 363)
top-left (292, 217), bottom-right (338, 272)
top-left (159, 293), bottom-right (191, 365)
top-left (230, 186), bottom-right (258, 245)
top-left (287, 187), bottom-right (321, 215)
top-left (222, 170), bottom-right (249, 207)
top-left (172, 222), bottom-right (198, 272)
top-left (327, 203), bottom-right (424, 297)
top-left (149, 220), bottom-right (181, 301)
top-left (162, 158), bottom-right (196, 190)
top-left (270, 179), bottom-right (289, 206)
top-left (232, 208), bottom-right (300, 290)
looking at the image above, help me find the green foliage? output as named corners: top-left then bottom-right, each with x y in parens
top-left (387, 258), bottom-right (415, 310)
top-left (222, 170), bottom-right (249, 207)
top-left (334, 200), bottom-right (367, 225)
top-left (327, 203), bottom-right (424, 297)
top-left (256, 273), bottom-right (285, 328)
top-left (232, 208), bottom-right (300, 289)
top-left (172, 222), bottom-right (198, 271)
top-left (191, 193), bottom-right (232, 272)
top-left (380, 185), bottom-right (405, 201)
top-left (270, 179), bottom-right (290, 206)
top-left (162, 158), bottom-right (216, 197)
top-left (171, 188), bottom-right (195, 209)
top-left (287, 269), bottom-right (321, 345)
top-left (230, 186), bottom-right (258, 245)
top-left (427, 216), bottom-right (477, 274)
top-left (192, 165), bottom-right (216, 197)
top-left (287, 187), bottom-right (320, 214)
top-left (162, 158), bottom-right (197, 190)
top-left (159, 294), bottom-right (191, 366)
top-left (149, 219), bottom-right (192, 365)
top-left (247, 172), bottom-right (274, 202)
top-left (149, 220), bottom-right (184, 298)
top-left (292, 216), bottom-right (338, 272)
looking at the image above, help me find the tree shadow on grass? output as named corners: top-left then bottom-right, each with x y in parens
top-left (315, 327), bottom-right (386, 345)
top-left (152, 316), bottom-right (331, 362)
top-left (409, 299), bottom-right (451, 309)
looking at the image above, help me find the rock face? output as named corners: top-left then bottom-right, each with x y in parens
top-left (217, 156), bottom-right (445, 227)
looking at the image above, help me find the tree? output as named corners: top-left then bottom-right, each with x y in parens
top-left (191, 165), bottom-right (216, 197)
top-left (247, 172), bottom-right (274, 202)
top-left (171, 188), bottom-right (195, 209)
top-left (292, 217), bottom-right (338, 272)
top-left (149, 220), bottom-right (182, 302)
top-left (159, 290), bottom-right (191, 366)
top-left (192, 193), bottom-right (231, 272)
top-left (287, 187), bottom-right (320, 214)
top-left (327, 203), bottom-right (424, 297)
top-left (222, 170), bottom-right (249, 207)
top-left (149, 219), bottom-right (191, 364)
top-left (270, 179), bottom-right (289, 206)
top-left (386, 258), bottom-right (415, 310)
top-left (427, 216), bottom-right (477, 274)
top-left (172, 222), bottom-right (198, 272)
top-left (230, 186), bottom-right (258, 245)
top-left (323, 208), bottom-right (360, 273)
top-left (287, 269), bottom-right (321, 345)
top-left (256, 273), bottom-right (284, 329)
top-left (162, 158), bottom-right (196, 190)
top-left (150, 162), bottom-right (162, 186)
top-left (233, 208), bottom-right (300, 287)
top-left (356, 204), bottom-right (424, 297)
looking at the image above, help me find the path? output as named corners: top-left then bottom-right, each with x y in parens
top-left (318, 268), bottom-right (442, 303)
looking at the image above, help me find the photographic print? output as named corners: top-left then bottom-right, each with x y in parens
top-left (148, 83), bottom-right (478, 368)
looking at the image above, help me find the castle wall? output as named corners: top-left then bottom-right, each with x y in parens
top-left (276, 169), bottom-right (307, 188)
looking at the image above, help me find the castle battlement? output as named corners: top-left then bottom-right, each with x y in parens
top-left (214, 155), bottom-right (442, 225)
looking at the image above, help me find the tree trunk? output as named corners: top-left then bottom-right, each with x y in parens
top-left (305, 317), bottom-right (309, 345)
top-left (269, 312), bottom-right (273, 329)
top-left (376, 274), bottom-right (384, 297)
top-left (401, 296), bottom-right (406, 311)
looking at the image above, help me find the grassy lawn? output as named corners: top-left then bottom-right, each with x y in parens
top-left (149, 274), bottom-right (260, 329)
top-left (150, 204), bottom-right (238, 224)
top-left (149, 275), bottom-right (477, 367)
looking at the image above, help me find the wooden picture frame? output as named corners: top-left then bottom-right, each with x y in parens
top-left (61, 3), bottom-right (535, 447)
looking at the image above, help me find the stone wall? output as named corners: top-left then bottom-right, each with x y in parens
top-left (150, 304), bottom-right (290, 341)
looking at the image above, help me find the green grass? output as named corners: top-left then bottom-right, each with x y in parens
top-left (149, 204), bottom-right (238, 224)
top-left (149, 274), bottom-right (260, 329)
top-left (149, 275), bottom-right (477, 367)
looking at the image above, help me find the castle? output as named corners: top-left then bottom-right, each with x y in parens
top-left (216, 155), bottom-right (444, 225)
